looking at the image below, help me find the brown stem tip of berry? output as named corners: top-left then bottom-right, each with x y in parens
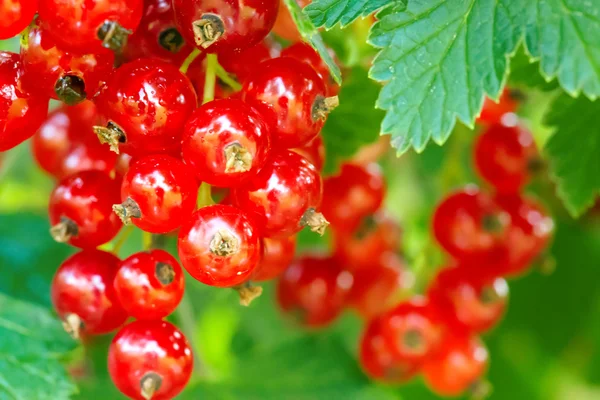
top-left (140, 372), bottom-right (163, 400)
top-left (54, 74), bottom-right (87, 106)
top-left (192, 13), bottom-right (225, 49)
top-left (62, 313), bottom-right (83, 340)
top-left (94, 121), bottom-right (126, 154)
top-left (312, 95), bottom-right (339, 121)
top-left (224, 142), bottom-right (253, 173)
top-left (402, 329), bottom-right (425, 352)
top-left (50, 216), bottom-right (79, 243)
top-left (235, 282), bottom-right (263, 307)
top-left (155, 262), bottom-right (175, 285)
top-left (113, 197), bottom-right (142, 225)
top-left (300, 208), bottom-right (329, 236)
top-left (209, 229), bottom-right (240, 256)
top-left (97, 20), bottom-right (133, 51)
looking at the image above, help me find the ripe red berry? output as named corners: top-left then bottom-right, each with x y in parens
top-left (277, 256), bottom-right (353, 328)
top-left (322, 163), bottom-right (386, 233)
top-left (51, 249), bottom-right (128, 338)
top-left (232, 150), bottom-right (327, 238)
top-left (423, 333), bottom-right (489, 397)
top-left (252, 235), bottom-right (297, 282)
top-left (115, 154), bottom-right (198, 234)
top-left (108, 320), bottom-right (193, 400)
top-left (428, 266), bottom-right (509, 333)
top-left (49, 170), bottom-right (122, 248)
top-left (272, 0), bottom-right (306, 42)
top-left (477, 88), bottom-right (519, 125)
top-left (218, 39), bottom-right (279, 83)
top-left (292, 134), bottom-right (325, 172)
top-left (114, 249), bottom-right (185, 321)
top-left (94, 58), bottom-right (197, 156)
top-left (0, 0), bottom-right (38, 39)
top-left (172, 0), bottom-right (279, 54)
top-left (38, 0), bottom-right (143, 52)
top-left (182, 99), bottom-right (271, 187)
top-left (0, 51), bottom-right (49, 151)
top-left (474, 121), bottom-right (538, 193)
top-left (242, 57), bottom-right (337, 149)
top-left (178, 204), bottom-right (261, 287)
top-left (281, 42), bottom-right (339, 95)
top-left (31, 101), bottom-right (117, 179)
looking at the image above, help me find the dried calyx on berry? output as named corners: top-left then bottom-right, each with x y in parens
top-left (54, 75), bottom-right (87, 106)
top-left (94, 122), bottom-right (126, 154)
top-left (97, 20), bottom-right (133, 51)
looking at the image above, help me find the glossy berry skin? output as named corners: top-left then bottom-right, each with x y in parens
top-left (322, 163), bottom-right (386, 233)
top-left (218, 39), bottom-right (278, 83)
top-left (114, 250), bottom-right (185, 321)
top-left (173, 0), bottom-right (279, 54)
top-left (232, 150), bottom-right (324, 238)
top-left (38, 0), bottom-right (143, 53)
top-left (0, 52), bottom-right (49, 151)
top-left (182, 99), bottom-right (271, 187)
top-left (52, 250), bottom-right (128, 336)
top-left (0, 0), bottom-right (38, 39)
top-left (242, 57), bottom-right (332, 149)
top-left (252, 235), bottom-right (297, 282)
top-left (108, 320), bottom-right (193, 400)
top-left (178, 204), bottom-right (261, 287)
top-left (20, 24), bottom-right (115, 105)
top-left (428, 266), bottom-right (508, 333)
top-left (119, 155), bottom-right (198, 234)
top-left (360, 317), bottom-right (421, 383)
top-left (477, 88), bottom-right (518, 125)
top-left (474, 122), bottom-right (538, 193)
top-left (32, 101), bottom-right (117, 179)
top-left (292, 135), bottom-right (325, 172)
top-left (281, 42), bottom-right (339, 95)
top-left (49, 171), bottom-right (122, 248)
top-left (277, 256), bottom-right (353, 328)
top-left (95, 58), bottom-right (197, 156)
top-left (423, 334), bottom-right (489, 396)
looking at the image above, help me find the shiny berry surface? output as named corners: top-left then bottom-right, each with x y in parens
top-left (276, 255), bottom-right (353, 328)
top-left (32, 101), bottom-right (117, 179)
top-left (182, 99), bottom-right (271, 187)
top-left (114, 249), bottom-right (185, 320)
top-left (232, 150), bottom-right (324, 238)
top-left (477, 88), bottom-right (518, 125)
top-left (0, 51), bottom-right (49, 151)
top-left (252, 235), bottom-right (297, 282)
top-left (218, 39), bottom-right (278, 83)
top-left (119, 154), bottom-right (198, 233)
top-left (108, 320), bottom-right (193, 400)
top-left (178, 204), bottom-right (261, 287)
top-left (242, 57), bottom-right (331, 149)
top-left (292, 134), bottom-right (325, 172)
top-left (0, 0), bottom-right (38, 39)
top-left (173, 0), bottom-right (279, 54)
top-left (49, 170), bottom-right (122, 248)
top-left (95, 58), bottom-right (197, 155)
top-left (474, 122), bottom-right (538, 193)
top-left (51, 249), bottom-right (128, 336)
top-left (281, 42), bottom-right (339, 95)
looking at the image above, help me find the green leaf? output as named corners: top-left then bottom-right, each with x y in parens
top-left (0, 293), bottom-right (77, 400)
top-left (544, 94), bottom-right (600, 217)
top-left (322, 67), bottom-right (384, 174)
top-left (368, 0), bottom-right (600, 153)
top-left (305, 0), bottom-right (406, 29)
top-left (281, 0), bottom-right (342, 84)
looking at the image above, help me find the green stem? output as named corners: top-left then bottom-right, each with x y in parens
top-left (197, 182), bottom-right (214, 208)
top-left (111, 225), bottom-right (134, 255)
top-left (203, 53), bottom-right (218, 105)
top-left (215, 63), bottom-right (242, 91)
top-left (142, 231), bottom-right (153, 250)
top-left (179, 48), bottom-right (202, 74)
top-left (175, 293), bottom-right (206, 377)
top-left (0, 146), bottom-right (23, 196)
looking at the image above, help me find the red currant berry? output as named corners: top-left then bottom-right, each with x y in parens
top-left (115, 154), bottom-right (198, 234)
top-left (32, 101), bottom-right (117, 179)
top-left (182, 98), bottom-right (271, 187)
top-left (242, 57), bottom-right (337, 149)
top-left (0, 0), bottom-right (38, 39)
top-left (108, 320), bottom-right (193, 400)
top-left (38, 0), bottom-right (143, 52)
top-left (94, 58), bottom-right (197, 156)
top-left (52, 249), bottom-right (128, 338)
top-left (218, 39), bottom-right (279, 83)
top-left (272, 0), bottom-right (307, 42)
top-left (281, 42), bottom-right (339, 95)
top-left (432, 186), bottom-right (510, 262)
top-left (49, 170), bottom-right (122, 248)
top-left (232, 150), bottom-right (328, 238)
top-left (252, 235), bottom-right (297, 282)
top-left (123, 0), bottom-right (192, 64)
top-left (474, 121), bottom-right (538, 193)
top-left (0, 51), bottom-right (49, 151)
top-left (292, 134), bottom-right (325, 172)
top-left (173, 0), bottom-right (279, 54)
top-left (423, 333), bottom-right (489, 397)
top-left (114, 249), bottom-right (184, 321)
top-left (178, 204), bottom-right (261, 287)
top-left (322, 163), bottom-right (386, 233)
top-left (276, 255), bottom-right (353, 328)
top-left (360, 317), bottom-right (421, 383)
top-left (477, 88), bottom-right (519, 125)
top-left (428, 266), bottom-right (508, 333)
